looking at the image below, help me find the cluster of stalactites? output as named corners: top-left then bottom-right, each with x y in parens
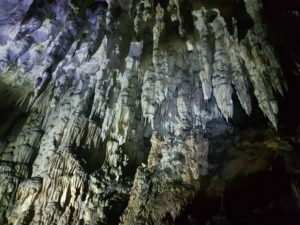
top-left (142, 0), bottom-right (284, 128)
top-left (193, 7), bottom-right (284, 128)
top-left (0, 0), bottom-right (285, 130)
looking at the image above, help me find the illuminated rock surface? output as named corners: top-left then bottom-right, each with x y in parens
top-left (0, 0), bottom-right (299, 224)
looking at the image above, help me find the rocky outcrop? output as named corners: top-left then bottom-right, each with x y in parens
top-left (0, 0), bottom-right (299, 224)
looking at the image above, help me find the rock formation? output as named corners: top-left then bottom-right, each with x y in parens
top-left (0, 0), bottom-right (299, 224)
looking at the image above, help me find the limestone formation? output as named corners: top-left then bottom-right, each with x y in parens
top-left (0, 0), bottom-right (299, 225)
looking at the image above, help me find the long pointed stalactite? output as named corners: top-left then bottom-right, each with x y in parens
top-left (0, 0), bottom-right (299, 225)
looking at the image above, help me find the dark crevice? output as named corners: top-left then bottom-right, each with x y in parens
top-left (73, 142), bottom-right (107, 174)
top-left (175, 157), bottom-right (299, 225)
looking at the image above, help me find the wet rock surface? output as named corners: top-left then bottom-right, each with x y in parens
top-left (0, 0), bottom-right (299, 224)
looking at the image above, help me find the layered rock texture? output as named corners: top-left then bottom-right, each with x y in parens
top-left (0, 0), bottom-right (299, 224)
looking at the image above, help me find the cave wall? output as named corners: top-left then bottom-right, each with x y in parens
top-left (0, 0), bottom-right (299, 225)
